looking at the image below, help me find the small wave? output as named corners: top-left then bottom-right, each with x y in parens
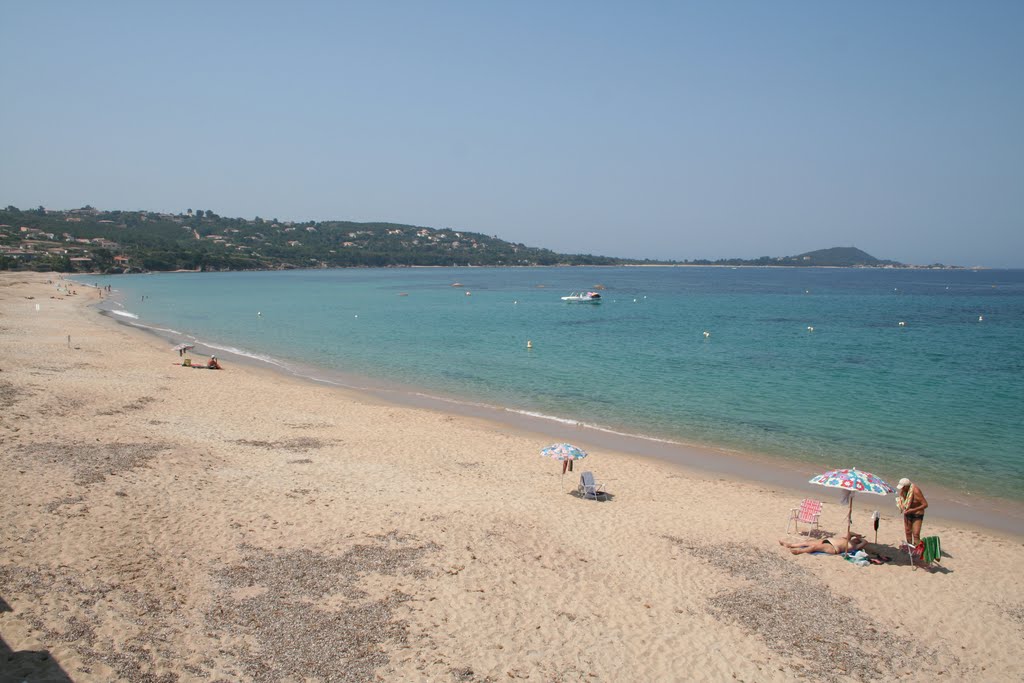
top-left (103, 307), bottom-right (293, 372)
top-left (103, 311), bottom-right (182, 336)
top-left (374, 389), bottom-right (687, 447)
top-left (195, 341), bottom-right (290, 369)
top-left (124, 319), bottom-right (186, 336)
top-left (369, 389), bottom-right (693, 450)
top-left (109, 310), bottom-right (139, 319)
top-left (509, 408), bottom-right (683, 445)
top-left (148, 325), bottom-right (185, 335)
top-left (303, 375), bottom-right (372, 391)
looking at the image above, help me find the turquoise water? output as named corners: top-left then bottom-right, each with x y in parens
top-left (82, 267), bottom-right (1024, 501)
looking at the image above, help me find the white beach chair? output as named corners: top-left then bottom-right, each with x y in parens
top-left (578, 471), bottom-right (607, 501)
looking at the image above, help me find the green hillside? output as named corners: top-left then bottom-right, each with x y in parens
top-left (792, 247), bottom-right (898, 267)
top-left (0, 206), bottom-right (628, 272)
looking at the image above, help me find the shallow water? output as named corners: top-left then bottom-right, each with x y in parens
top-left (82, 266), bottom-right (1024, 502)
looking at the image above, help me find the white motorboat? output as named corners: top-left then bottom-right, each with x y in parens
top-left (561, 291), bottom-right (602, 303)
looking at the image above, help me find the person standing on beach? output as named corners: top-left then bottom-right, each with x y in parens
top-left (895, 478), bottom-right (928, 545)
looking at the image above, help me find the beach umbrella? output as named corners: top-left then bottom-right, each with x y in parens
top-left (808, 467), bottom-right (893, 551)
top-left (540, 443), bottom-right (588, 487)
top-left (173, 343), bottom-right (195, 357)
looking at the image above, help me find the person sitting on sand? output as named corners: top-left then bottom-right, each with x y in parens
top-left (207, 356), bottom-right (221, 370)
top-left (779, 531), bottom-right (868, 555)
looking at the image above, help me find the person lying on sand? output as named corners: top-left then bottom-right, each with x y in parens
top-left (779, 531), bottom-right (868, 555)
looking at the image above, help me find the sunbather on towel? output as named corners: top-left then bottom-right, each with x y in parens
top-left (779, 532), bottom-right (868, 555)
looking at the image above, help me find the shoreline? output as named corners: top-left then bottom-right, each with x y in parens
top-left (94, 282), bottom-right (1024, 538)
top-left (4, 271), bottom-right (1023, 682)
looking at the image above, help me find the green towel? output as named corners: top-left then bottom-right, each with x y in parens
top-left (922, 536), bottom-right (941, 563)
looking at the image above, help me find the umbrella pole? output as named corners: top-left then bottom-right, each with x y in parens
top-left (845, 495), bottom-right (854, 557)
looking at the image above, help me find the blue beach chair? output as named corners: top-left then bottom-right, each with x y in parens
top-left (578, 471), bottom-right (607, 501)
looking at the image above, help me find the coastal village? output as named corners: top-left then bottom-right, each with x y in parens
top-left (0, 205), bottom-right (544, 273)
top-left (0, 208), bottom-right (131, 270)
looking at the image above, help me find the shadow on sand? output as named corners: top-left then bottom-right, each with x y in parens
top-left (0, 596), bottom-right (74, 683)
top-left (866, 543), bottom-right (954, 574)
top-left (567, 489), bottom-right (616, 502)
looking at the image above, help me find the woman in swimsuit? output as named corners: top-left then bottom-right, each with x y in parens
top-left (779, 532), bottom-right (867, 555)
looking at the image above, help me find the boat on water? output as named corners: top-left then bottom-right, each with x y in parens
top-left (561, 291), bottom-right (602, 303)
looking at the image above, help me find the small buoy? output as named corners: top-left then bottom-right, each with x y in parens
top-left (807, 326), bottom-right (814, 332)
top-left (633, 298), bottom-right (638, 303)
top-left (703, 331), bottom-right (710, 338)
top-left (257, 311), bottom-right (262, 316)
top-left (978, 315), bottom-right (984, 322)
top-left (354, 314), bottom-right (358, 318)
top-left (513, 300), bottom-right (518, 305)
top-left (526, 340), bottom-right (533, 349)
top-left (898, 321), bottom-right (906, 327)
top-left (465, 291), bottom-right (471, 296)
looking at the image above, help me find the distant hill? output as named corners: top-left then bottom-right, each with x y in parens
top-left (682, 246), bottom-right (912, 268)
top-left (791, 247), bottom-right (901, 267)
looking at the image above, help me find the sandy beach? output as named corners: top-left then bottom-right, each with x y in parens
top-left (2, 271), bottom-right (1022, 682)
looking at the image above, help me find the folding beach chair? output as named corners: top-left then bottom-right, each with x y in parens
top-left (578, 471), bottom-right (607, 501)
top-left (902, 536), bottom-right (941, 571)
top-left (785, 498), bottom-right (822, 535)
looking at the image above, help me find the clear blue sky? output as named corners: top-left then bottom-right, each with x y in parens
top-left (2, 2), bottom-right (1022, 267)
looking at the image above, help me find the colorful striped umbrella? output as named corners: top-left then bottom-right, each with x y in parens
top-left (809, 467), bottom-right (893, 495)
top-left (540, 443), bottom-right (589, 462)
top-left (541, 443), bottom-right (589, 488)
top-left (809, 467), bottom-right (894, 550)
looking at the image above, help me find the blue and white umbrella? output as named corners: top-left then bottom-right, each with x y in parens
top-left (540, 443), bottom-right (589, 462)
top-left (541, 443), bottom-right (589, 488)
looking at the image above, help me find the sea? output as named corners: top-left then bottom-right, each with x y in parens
top-left (79, 266), bottom-right (1024, 507)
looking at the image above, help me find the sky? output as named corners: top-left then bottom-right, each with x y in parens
top-left (2, 2), bottom-right (1022, 267)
